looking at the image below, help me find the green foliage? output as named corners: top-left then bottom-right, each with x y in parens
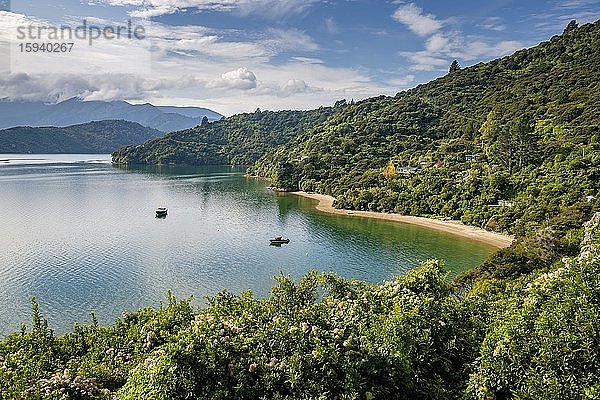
top-left (119, 262), bottom-right (479, 400)
top-left (449, 60), bottom-right (461, 73)
top-left (465, 213), bottom-right (600, 400)
top-left (0, 293), bottom-right (194, 399)
top-left (0, 120), bottom-right (163, 154)
top-left (112, 107), bottom-right (335, 166)
top-left (457, 200), bottom-right (599, 283)
top-left (250, 21), bottom-right (600, 235)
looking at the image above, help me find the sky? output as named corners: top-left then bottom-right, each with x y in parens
top-left (0, 0), bottom-right (599, 116)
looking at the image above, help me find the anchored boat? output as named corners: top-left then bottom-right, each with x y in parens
top-left (270, 236), bottom-right (290, 245)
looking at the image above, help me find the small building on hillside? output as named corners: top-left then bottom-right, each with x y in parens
top-left (490, 199), bottom-right (515, 208)
top-left (398, 166), bottom-right (418, 174)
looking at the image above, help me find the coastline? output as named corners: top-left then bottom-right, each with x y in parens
top-left (291, 191), bottom-right (514, 249)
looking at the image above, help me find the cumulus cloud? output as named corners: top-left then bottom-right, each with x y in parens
top-left (281, 79), bottom-right (308, 95)
top-left (208, 67), bottom-right (257, 90)
top-left (392, 3), bottom-right (442, 36)
top-left (0, 5), bottom-right (405, 115)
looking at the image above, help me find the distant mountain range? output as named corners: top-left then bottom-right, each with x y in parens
top-left (0, 98), bottom-right (222, 132)
top-left (0, 120), bottom-right (164, 154)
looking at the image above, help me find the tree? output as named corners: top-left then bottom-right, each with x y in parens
top-left (449, 60), bottom-right (461, 73)
top-left (334, 99), bottom-right (348, 108)
top-left (564, 19), bottom-right (578, 33)
top-left (201, 116), bottom-right (209, 126)
top-left (382, 160), bottom-right (397, 179)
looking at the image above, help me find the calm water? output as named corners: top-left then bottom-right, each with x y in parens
top-left (0, 154), bottom-right (494, 335)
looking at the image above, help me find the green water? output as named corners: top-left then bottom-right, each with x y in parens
top-left (0, 155), bottom-right (495, 334)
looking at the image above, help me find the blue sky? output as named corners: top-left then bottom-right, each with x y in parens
top-left (1, 0), bottom-right (599, 115)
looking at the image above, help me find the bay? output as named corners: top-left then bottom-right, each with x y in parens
top-left (0, 154), bottom-right (494, 335)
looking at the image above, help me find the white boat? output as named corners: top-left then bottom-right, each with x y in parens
top-left (270, 236), bottom-right (290, 244)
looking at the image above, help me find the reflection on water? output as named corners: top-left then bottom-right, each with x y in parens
top-left (0, 155), bottom-right (494, 335)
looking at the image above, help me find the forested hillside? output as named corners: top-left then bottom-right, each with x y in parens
top-left (112, 107), bottom-right (335, 166)
top-left (250, 20), bottom-right (600, 235)
top-left (0, 120), bottom-right (163, 154)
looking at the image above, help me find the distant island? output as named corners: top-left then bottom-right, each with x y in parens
top-left (0, 120), bottom-right (164, 154)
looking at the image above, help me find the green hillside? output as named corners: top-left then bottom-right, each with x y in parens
top-left (250, 20), bottom-right (600, 236)
top-left (0, 120), bottom-right (163, 154)
top-left (111, 108), bottom-right (335, 166)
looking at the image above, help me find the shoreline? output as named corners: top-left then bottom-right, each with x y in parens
top-left (290, 191), bottom-right (514, 249)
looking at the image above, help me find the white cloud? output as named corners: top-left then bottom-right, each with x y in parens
top-left (387, 74), bottom-right (415, 87)
top-left (425, 34), bottom-right (450, 52)
top-left (392, 3), bottom-right (442, 36)
top-left (101, 0), bottom-right (317, 19)
top-left (289, 57), bottom-right (324, 64)
top-left (142, 24), bottom-right (318, 63)
top-left (399, 51), bottom-right (448, 71)
top-left (392, 8), bottom-right (525, 73)
top-left (281, 79), bottom-right (308, 95)
top-left (456, 40), bottom-right (524, 61)
top-left (390, 4), bottom-right (527, 72)
top-left (0, 72), bottom-right (178, 103)
top-left (555, 0), bottom-right (600, 9)
top-left (0, 9), bottom-right (400, 115)
top-left (208, 67), bottom-right (257, 90)
top-left (479, 17), bottom-right (506, 32)
top-left (1, 11), bottom-right (153, 75)
top-left (262, 28), bottom-right (319, 52)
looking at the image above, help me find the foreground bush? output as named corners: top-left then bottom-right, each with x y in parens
top-left (465, 213), bottom-right (600, 400)
top-left (119, 261), bottom-right (477, 400)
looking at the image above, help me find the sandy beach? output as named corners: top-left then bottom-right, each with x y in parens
top-left (291, 191), bottom-right (514, 248)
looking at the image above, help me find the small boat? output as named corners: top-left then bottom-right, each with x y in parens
top-left (270, 236), bottom-right (290, 245)
top-left (155, 207), bottom-right (168, 217)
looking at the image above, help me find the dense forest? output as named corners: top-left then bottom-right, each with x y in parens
top-left (250, 20), bottom-right (600, 236)
top-left (2, 19), bottom-right (599, 400)
top-left (0, 121), bottom-right (163, 154)
top-left (112, 108), bottom-right (335, 166)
